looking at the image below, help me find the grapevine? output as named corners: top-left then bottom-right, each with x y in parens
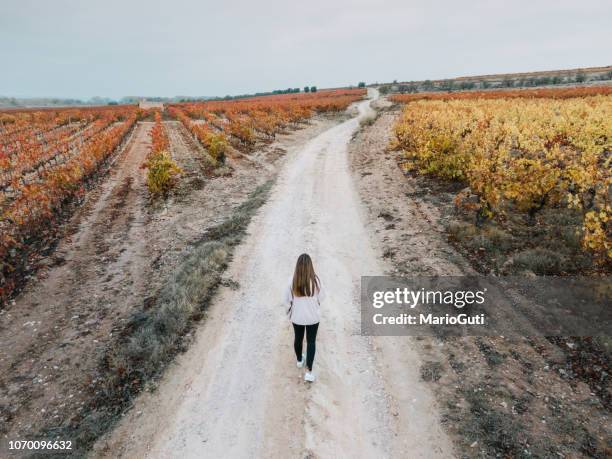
top-left (169, 89), bottom-right (365, 156)
top-left (0, 105), bottom-right (139, 303)
top-left (391, 93), bottom-right (611, 259)
top-left (142, 111), bottom-right (181, 196)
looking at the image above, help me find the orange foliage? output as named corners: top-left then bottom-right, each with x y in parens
top-left (0, 105), bottom-right (138, 303)
top-left (149, 111), bottom-right (169, 155)
top-left (169, 89), bottom-right (365, 154)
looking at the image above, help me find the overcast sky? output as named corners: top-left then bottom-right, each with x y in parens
top-left (1, 0), bottom-right (610, 99)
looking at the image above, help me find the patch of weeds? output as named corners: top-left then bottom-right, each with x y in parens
top-left (463, 226), bottom-right (512, 252)
top-left (481, 226), bottom-right (514, 251)
top-left (512, 393), bottom-right (533, 415)
top-left (579, 431), bottom-right (607, 458)
top-left (558, 226), bottom-right (583, 252)
top-left (546, 336), bottom-right (611, 410)
top-left (509, 349), bottom-right (534, 375)
top-left (213, 165), bottom-right (233, 177)
top-left (460, 388), bottom-right (529, 457)
top-left (447, 220), bottom-right (517, 273)
top-left (31, 181), bottom-right (275, 457)
top-left (377, 211), bottom-right (394, 222)
top-left (549, 411), bottom-right (580, 438)
top-left (447, 352), bottom-right (465, 374)
top-left (476, 339), bottom-right (506, 366)
top-left (510, 248), bottom-right (563, 275)
top-left (446, 221), bottom-right (478, 242)
top-left (220, 278), bottom-right (240, 290)
top-left (465, 234), bottom-right (494, 252)
top-left (459, 387), bottom-right (560, 458)
top-left (549, 412), bottom-right (610, 459)
top-left (420, 361), bottom-right (443, 382)
top-left (595, 336), bottom-right (612, 359)
top-left (189, 176), bottom-right (206, 190)
top-left (0, 405), bottom-right (13, 435)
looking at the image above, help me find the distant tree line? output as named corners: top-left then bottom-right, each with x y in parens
top-left (274, 88), bottom-right (301, 94)
top-left (206, 85), bottom-right (320, 101)
top-left (0, 96), bottom-right (117, 108)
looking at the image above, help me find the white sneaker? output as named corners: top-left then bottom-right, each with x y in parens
top-left (297, 354), bottom-right (305, 368)
top-left (304, 371), bottom-right (315, 382)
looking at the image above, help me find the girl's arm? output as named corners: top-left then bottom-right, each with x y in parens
top-left (283, 285), bottom-right (294, 319)
top-left (283, 285), bottom-right (293, 305)
top-left (317, 282), bottom-right (326, 302)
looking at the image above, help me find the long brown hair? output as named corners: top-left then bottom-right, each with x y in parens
top-left (291, 253), bottom-right (320, 297)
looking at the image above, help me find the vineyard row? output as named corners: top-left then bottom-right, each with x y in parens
top-left (391, 94), bottom-right (611, 259)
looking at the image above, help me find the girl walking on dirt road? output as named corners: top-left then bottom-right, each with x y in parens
top-left (285, 253), bottom-right (325, 382)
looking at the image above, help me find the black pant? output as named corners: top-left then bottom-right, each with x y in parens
top-left (292, 322), bottom-right (319, 371)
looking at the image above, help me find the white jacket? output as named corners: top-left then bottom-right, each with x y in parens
top-left (284, 281), bottom-right (325, 325)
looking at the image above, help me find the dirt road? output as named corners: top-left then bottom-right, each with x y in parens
top-left (97, 90), bottom-right (453, 458)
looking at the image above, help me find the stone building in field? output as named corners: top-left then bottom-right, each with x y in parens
top-left (138, 100), bottom-right (164, 110)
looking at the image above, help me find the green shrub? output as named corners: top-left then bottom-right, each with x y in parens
top-left (145, 151), bottom-right (181, 196)
top-left (206, 132), bottom-right (228, 163)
